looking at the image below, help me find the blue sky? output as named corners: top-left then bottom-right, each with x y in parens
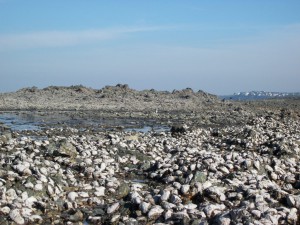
top-left (0, 1), bottom-right (300, 94)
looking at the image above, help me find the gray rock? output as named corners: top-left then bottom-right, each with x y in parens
top-left (67, 192), bottom-right (78, 202)
top-left (251, 210), bottom-right (261, 218)
top-left (5, 188), bottom-right (18, 202)
top-left (160, 189), bottom-right (171, 201)
top-left (184, 203), bottom-right (197, 210)
top-left (69, 210), bottom-right (84, 222)
top-left (52, 140), bottom-right (77, 158)
top-left (173, 182), bottom-right (182, 190)
top-left (131, 192), bottom-right (142, 205)
top-left (117, 182), bottom-right (130, 199)
top-left (170, 194), bottom-right (182, 204)
top-left (215, 213), bottom-right (231, 225)
top-left (171, 211), bottom-right (190, 220)
top-left (29, 215), bottom-right (43, 223)
top-left (181, 184), bottom-right (190, 194)
top-left (140, 202), bottom-right (151, 214)
top-left (205, 186), bottom-right (226, 203)
top-left (171, 124), bottom-right (188, 135)
top-left (9, 209), bottom-right (25, 225)
top-left (140, 161), bottom-right (151, 170)
top-left (191, 219), bottom-right (209, 225)
top-left (193, 171), bottom-right (207, 183)
top-left (0, 206), bottom-right (10, 214)
top-left (148, 206), bottom-right (164, 220)
top-left (286, 195), bottom-right (296, 208)
top-left (203, 204), bottom-right (225, 218)
top-left (287, 208), bottom-right (298, 224)
top-left (91, 207), bottom-right (105, 217)
top-left (94, 186), bottom-right (105, 197)
top-left (107, 202), bottom-right (120, 214)
top-left (253, 160), bottom-right (260, 170)
top-left (24, 196), bottom-right (38, 208)
top-left (125, 218), bottom-right (138, 225)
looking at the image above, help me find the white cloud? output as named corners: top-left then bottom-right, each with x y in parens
top-left (0, 26), bottom-right (170, 50)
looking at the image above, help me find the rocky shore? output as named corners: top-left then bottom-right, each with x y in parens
top-left (0, 85), bottom-right (300, 224)
top-left (0, 85), bottom-right (217, 112)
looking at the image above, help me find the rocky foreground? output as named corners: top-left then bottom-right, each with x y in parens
top-left (0, 111), bottom-right (299, 224)
top-left (0, 85), bottom-right (300, 224)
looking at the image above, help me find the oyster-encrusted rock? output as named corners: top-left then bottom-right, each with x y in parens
top-left (160, 189), bottom-right (171, 201)
top-left (0, 104), bottom-right (299, 225)
top-left (107, 202), bottom-right (120, 214)
top-left (148, 206), bottom-right (164, 220)
top-left (67, 192), bottom-right (78, 202)
top-left (140, 201), bottom-right (151, 214)
top-left (9, 209), bottom-right (25, 225)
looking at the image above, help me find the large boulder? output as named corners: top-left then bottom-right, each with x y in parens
top-left (170, 124), bottom-right (188, 135)
top-left (48, 140), bottom-right (77, 158)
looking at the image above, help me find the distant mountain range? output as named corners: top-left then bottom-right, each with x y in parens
top-left (219, 91), bottom-right (300, 100)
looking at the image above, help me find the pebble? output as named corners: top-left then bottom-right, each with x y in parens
top-left (107, 202), bottom-right (120, 214)
top-left (67, 192), bottom-right (78, 202)
top-left (180, 184), bottom-right (190, 194)
top-left (94, 186), bottom-right (105, 197)
top-left (140, 201), bottom-right (151, 214)
top-left (170, 194), bottom-right (182, 204)
top-left (287, 208), bottom-right (298, 224)
top-left (69, 210), bottom-right (84, 222)
top-left (9, 209), bottom-right (25, 225)
top-left (160, 190), bottom-right (170, 201)
top-left (148, 206), bottom-right (164, 220)
top-left (251, 210), bottom-right (261, 218)
top-left (0, 206), bottom-right (10, 214)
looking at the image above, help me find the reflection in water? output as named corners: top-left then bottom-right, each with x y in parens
top-left (125, 126), bottom-right (169, 133)
top-left (0, 112), bottom-right (169, 132)
top-left (0, 113), bottom-right (40, 131)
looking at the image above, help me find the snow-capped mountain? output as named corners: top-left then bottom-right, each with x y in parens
top-left (220, 91), bottom-right (300, 100)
